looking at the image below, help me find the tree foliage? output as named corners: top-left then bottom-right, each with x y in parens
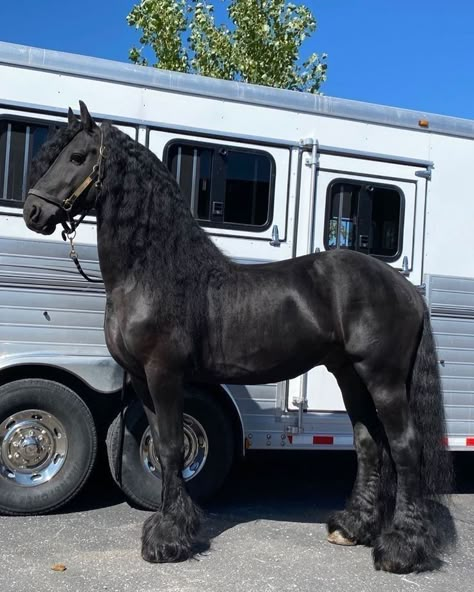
top-left (127, 0), bottom-right (327, 93)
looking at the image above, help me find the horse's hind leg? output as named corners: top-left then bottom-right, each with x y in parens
top-left (327, 364), bottom-right (382, 546)
top-left (132, 373), bottom-right (201, 563)
top-left (356, 368), bottom-right (440, 573)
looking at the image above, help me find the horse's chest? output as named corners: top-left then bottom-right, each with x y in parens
top-left (104, 295), bottom-right (187, 372)
top-left (104, 299), bottom-right (129, 366)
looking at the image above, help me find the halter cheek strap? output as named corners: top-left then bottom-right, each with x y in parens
top-left (62, 142), bottom-right (107, 212)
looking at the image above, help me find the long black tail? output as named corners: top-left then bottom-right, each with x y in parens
top-left (409, 302), bottom-right (453, 498)
top-left (375, 302), bottom-right (457, 572)
top-left (378, 302), bottom-right (454, 523)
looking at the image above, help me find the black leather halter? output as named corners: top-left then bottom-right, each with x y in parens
top-left (29, 126), bottom-right (107, 237)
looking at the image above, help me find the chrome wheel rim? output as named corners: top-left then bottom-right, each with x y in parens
top-left (140, 413), bottom-right (208, 481)
top-left (0, 409), bottom-right (68, 486)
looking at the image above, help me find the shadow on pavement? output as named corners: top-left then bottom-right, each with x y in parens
top-left (61, 449), bottom-right (474, 530)
top-left (207, 450), bottom-right (355, 521)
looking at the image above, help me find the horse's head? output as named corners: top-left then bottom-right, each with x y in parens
top-left (24, 101), bottom-right (104, 235)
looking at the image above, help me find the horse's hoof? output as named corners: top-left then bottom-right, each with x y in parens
top-left (141, 510), bottom-right (197, 563)
top-left (373, 529), bottom-right (441, 574)
top-left (141, 540), bottom-right (193, 563)
top-left (327, 529), bottom-right (357, 546)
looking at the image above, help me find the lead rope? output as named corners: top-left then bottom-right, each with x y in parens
top-left (63, 228), bottom-right (103, 283)
top-left (115, 370), bottom-right (128, 487)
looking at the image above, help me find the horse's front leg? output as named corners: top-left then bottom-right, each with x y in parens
top-left (132, 373), bottom-right (201, 563)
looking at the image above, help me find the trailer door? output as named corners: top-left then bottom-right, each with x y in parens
top-left (290, 147), bottom-right (430, 412)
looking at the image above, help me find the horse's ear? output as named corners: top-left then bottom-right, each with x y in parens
top-left (67, 107), bottom-right (78, 126)
top-left (79, 100), bottom-right (97, 132)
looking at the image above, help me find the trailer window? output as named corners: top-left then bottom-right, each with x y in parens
top-left (166, 141), bottom-right (274, 231)
top-left (0, 119), bottom-right (59, 207)
top-left (324, 181), bottom-right (403, 259)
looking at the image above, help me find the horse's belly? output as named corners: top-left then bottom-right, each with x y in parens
top-left (198, 338), bottom-right (329, 385)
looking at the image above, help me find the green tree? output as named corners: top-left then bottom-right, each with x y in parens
top-left (127, 0), bottom-right (327, 93)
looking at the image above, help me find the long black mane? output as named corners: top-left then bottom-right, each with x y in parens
top-left (99, 124), bottom-right (229, 278)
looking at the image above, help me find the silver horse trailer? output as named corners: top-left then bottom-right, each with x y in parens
top-left (1, 41), bottom-right (474, 513)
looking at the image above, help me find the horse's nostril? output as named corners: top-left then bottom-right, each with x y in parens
top-left (30, 205), bottom-right (41, 223)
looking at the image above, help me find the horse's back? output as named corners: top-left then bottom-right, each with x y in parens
top-left (244, 249), bottom-right (425, 367)
top-left (235, 249), bottom-right (422, 316)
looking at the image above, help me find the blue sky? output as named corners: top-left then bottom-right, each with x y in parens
top-left (1, 1), bottom-right (473, 119)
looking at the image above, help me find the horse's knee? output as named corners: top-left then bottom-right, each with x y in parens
top-left (353, 423), bottom-right (378, 458)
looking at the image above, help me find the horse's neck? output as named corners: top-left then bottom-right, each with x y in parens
top-left (96, 192), bottom-right (231, 295)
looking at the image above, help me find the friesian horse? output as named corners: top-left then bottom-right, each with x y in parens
top-left (23, 102), bottom-right (454, 574)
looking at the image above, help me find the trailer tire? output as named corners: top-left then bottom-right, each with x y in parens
top-left (0, 379), bottom-right (97, 515)
top-left (106, 389), bottom-right (234, 510)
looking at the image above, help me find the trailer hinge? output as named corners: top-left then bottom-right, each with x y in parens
top-left (269, 224), bottom-right (281, 247)
top-left (287, 397), bottom-right (308, 434)
top-left (415, 166), bottom-right (432, 181)
top-left (299, 138), bottom-right (320, 168)
top-left (416, 283), bottom-right (426, 296)
top-left (401, 255), bottom-right (410, 276)
top-left (292, 397), bottom-right (308, 410)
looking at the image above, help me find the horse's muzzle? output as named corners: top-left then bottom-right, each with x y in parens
top-left (23, 193), bottom-right (60, 235)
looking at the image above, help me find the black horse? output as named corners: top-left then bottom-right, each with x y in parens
top-left (23, 102), bottom-right (453, 574)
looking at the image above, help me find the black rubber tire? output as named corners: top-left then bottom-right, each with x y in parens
top-left (106, 389), bottom-right (235, 510)
top-left (0, 379), bottom-right (97, 515)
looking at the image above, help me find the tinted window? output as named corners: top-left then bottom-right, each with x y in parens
top-left (167, 141), bottom-right (274, 230)
top-left (325, 181), bottom-right (403, 258)
top-left (224, 151), bottom-right (271, 226)
top-left (168, 144), bottom-right (214, 222)
top-left (0, 120), bottom-right (55, 207)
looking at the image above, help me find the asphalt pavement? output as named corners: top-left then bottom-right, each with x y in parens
top-left (1, 451), bottom-right (474, 592)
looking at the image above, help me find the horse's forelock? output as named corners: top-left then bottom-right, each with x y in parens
top-left (28, 122), bottom-right (82, 187)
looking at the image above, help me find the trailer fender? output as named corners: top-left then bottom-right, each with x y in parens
top-left (0, 353), bottom-right (122, 393)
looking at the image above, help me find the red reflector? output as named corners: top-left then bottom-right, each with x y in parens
top-left (466, 438), bottom-right (474, 446)
top-left (313, 435), bottom-right (334, 445)
top-left (442, 437), bottom-right (449, 447)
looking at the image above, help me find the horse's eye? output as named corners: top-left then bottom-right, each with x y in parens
top-left (71, 153), bottom-right (86, 165)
